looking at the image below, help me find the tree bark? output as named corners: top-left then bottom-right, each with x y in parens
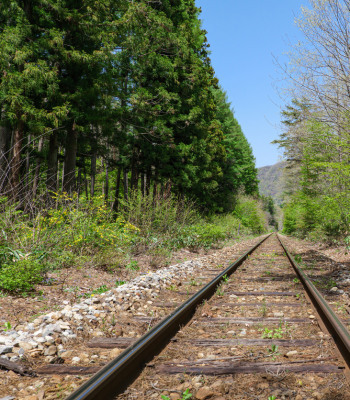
top-left (46, 133), bottom-right (58, 193)
top-left (152, 170), bottom-right (158, 202)
top-left (123, 168), bottom-right (129, 202)
top-left (145, 169), bottom-right (151, 196)
top-left (10, 119), bottom-right (24, 201)
top-left (84, 167), bottom-right (89, 199)
top-left (104, 161), bottom-right (109, 203)
top-left (141, 173), bottom-right (145, 197)
top-left (90, 137), bottom-right (97, 198)
top-left (77, 167), bottom-right (82, 198)
top-left (25, 133), bottom-right (31, 190)
top-left (112, 166), bottom-right (122, 213)
top-left (33, 137), bottom-right (44, 198)
top-left (0, 123), bottom-right (11, 194)
top-left (63, 123), bottom-right (78, 194)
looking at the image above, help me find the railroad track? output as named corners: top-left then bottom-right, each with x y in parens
top-left (59, 233), bottom-right (349, 400)
top-left (2, 234), bottom-right (350, 399)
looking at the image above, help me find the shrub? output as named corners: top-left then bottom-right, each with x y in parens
top-left (173, 223), bottom-right (227, 250)
top-left (282, 192), bottom-right (347, 242)
top-left (121, 192), bottom-right (199, 237)
top-left (0, 258), bottom-right (44, 292)
top-left (233, 196), bottom-right (267, 234)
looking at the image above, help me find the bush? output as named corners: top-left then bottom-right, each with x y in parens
top-left (0, 258), bottom-right (44, 292)
top-left (172, 214), bottom-right (247, 251)
top-left (121, 192), bottom-right (199, 237)
top-left (233, 196), bottom-right (267, 234)
top-left (282, 192), bottom-right (347, 242)
top-left (174, 223), bottom-right (227, 250)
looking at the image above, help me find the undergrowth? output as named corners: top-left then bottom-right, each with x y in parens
top-left (0, 192), bottom-right (267, 294)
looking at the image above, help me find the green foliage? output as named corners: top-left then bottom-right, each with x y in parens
top-left (125, 260), bottom-right (139, 271)
top-left (161, 388), bottom-right (192, 400)
top-left (261, 326), bottom-right (283, 339)
top-left (0, 257), bottom-right (44, 292)
top-left (261, 195), bottom-right (278, 230)
top-left (122, 192), bottom-right (198, 239)
top-left (0, 192), bottom-right (265, 295)
top-left (234, 196), bottom-right (267, 234)
top-left (174, 223), bottom-right (227, 250)
top-left (282, 191), bottom-right (348, 241)
top-left (4, 322), bottom-right (11, 331)
top-left (278, 101), bottom-right (350, 243)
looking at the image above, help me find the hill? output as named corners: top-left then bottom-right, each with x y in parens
top-left (258, 161), bottom-right (286, 205)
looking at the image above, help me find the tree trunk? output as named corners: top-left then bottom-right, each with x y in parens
top-left (104, 162), bottom-right (109, 203)
top-left (57, 159), bottom-right (61, 194)
top-left (152, 170), bottom-right (158, 203)
top-left (33, 137), bottom-right (44, 198)
top-left (25, 133), bottom-right (31, 190)
top-left (141, 173), bottom-right (145, 197)
top-left (10, 119), bottom-right (24, 201)
top-left (46, 133), bottom-right (58, 193)
top-left (84, 168), bottom-right (88, 199)
top-left (165, 180), bottom-right (172, 199)
top-left (145, 169), bottom-right (151, 196)
top-left (123, 168), bottom-right (129, 202)
top-left (77, 167), bottom-right (82, 198)
top-left (90, 139), bottom-right (97, 198)
top-left (63, 123), bottom-right (78, 194)
top-left (0, 123), bottom-right (11, 194)
top-left (112, 166), bottom-right (122, 213)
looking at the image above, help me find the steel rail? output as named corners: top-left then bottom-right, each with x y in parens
top-left (277, 234), bottom-right (350, 373)
top-left (65, 233), bottom-right (272, 400)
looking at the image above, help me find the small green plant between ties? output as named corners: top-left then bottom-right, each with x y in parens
top-left (161, 388), bottom-right (192, 400)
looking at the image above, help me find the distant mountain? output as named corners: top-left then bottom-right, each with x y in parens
top-left (258, 161), bottom-right (286, 205)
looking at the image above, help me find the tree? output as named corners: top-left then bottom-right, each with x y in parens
top-left (212, 87), bottom-right (258, 210)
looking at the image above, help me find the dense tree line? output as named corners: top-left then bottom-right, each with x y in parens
top-left (0, 0), bottom-right (258, 213)
top-left (276, 0), bottom-right (350, 240)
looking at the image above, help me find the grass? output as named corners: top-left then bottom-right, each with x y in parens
top-left (216, 285), bottom-right (225, 296)
top-left (259, 299), bottom-right (267, 317)
top-left (313, 277), bottom-right (337, 290)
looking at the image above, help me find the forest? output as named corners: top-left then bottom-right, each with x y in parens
top-left (0, 0), bottom-right (266, 294)
top-left (276, 0), bottom-right (350, 246)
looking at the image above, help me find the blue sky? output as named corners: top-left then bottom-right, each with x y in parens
top-left (195, 0), bottom-right (309, 168)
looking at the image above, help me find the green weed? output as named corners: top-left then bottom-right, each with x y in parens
top-left (222, 274), bottom-right (229, 283)
top-left (4, 322), bottom-right (11, 331)
top-left (125, 260), bottom-right (139, 271)
top-left (161, 388), bottom-right (192, 400)
top-left (267, 344), bottom-right (280, 360)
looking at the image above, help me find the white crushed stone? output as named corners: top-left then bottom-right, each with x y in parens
top-left (0, 258), bottom-right (204, 361)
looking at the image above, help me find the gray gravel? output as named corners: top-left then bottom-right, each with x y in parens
top-left (0, 259), bottom-right (204, 362)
